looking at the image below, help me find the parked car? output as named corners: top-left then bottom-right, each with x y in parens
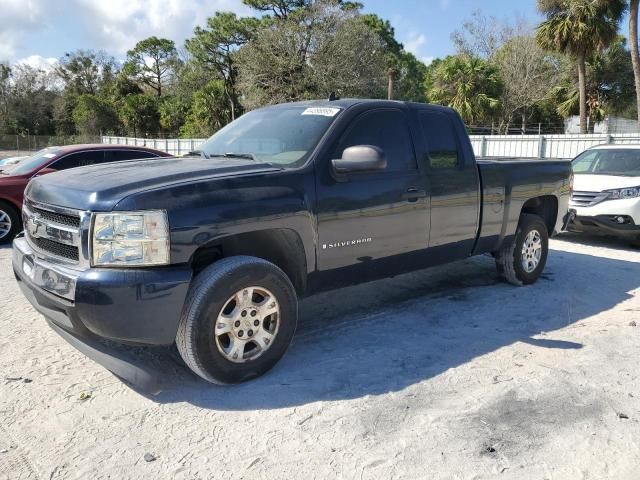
top-left (12, 99), bottom-right (572, 387)
top-left (568, 145), bottom-right (640, 247)
top-left (0, 144), bottom-right (170, 243)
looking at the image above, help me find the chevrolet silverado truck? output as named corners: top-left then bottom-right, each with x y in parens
top-left (12, 99), bottom-right (572, 386)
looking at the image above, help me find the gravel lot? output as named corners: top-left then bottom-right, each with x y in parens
top-left (1, 233), bottom-right (639, 480)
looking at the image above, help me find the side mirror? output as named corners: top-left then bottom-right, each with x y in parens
top-left (36, 167), bottom-right (57, 176)
top-left (331, 145), bottom-right (387, 181)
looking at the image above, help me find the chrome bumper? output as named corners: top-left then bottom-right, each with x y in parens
top-left (12, 235), bottom-right (80, 301)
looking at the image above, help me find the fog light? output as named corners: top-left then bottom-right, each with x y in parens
top-left (616, 216), bottom-right (626, 224)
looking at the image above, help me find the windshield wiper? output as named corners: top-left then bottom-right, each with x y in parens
top-left (186, 150), bottom-right (209, 159)
top-left (211, 152), bottom-right (257, 161)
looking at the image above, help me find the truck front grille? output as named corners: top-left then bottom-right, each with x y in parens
top-left (570, 191), bottom-right (609, 207)
top-left (31, 237), bottom-right (79, 261)
top-left (31, 207), bottom-right (81, 228)
top-left (23, 199), bottom-right (84, 265)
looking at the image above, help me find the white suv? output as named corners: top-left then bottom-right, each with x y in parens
top-left (569, 145), bottom-right (640, 247)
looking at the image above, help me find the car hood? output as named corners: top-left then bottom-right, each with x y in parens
top-left (573, 174), bottom-right (640, 192)
top-left (26, 157), bottom-right (281, 211)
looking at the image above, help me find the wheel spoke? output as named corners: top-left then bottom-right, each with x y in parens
top-left (241, 287), bottom-right (255, 307)
top-left (257, 300), bottom-right (278, 319)
top-left (228, 338), bottom-right (247, 361)
top-left (253, 328), bottom-right (274, 348)
top-left (215, 316), bottom-right (233, 335)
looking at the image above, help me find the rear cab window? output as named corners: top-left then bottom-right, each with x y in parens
top-left (418, 111), bottom-right (460, 169)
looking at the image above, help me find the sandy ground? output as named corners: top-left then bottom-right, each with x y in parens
top-left (1, 233), bottom-right (639, 480)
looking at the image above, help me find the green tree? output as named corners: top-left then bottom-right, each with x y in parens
top-left (123, 37), bottom-right (179, 97)
top-left (493, 35), bottom-right (557, 133)
top-left (237, 1), bottom-right (386, 109)
top-left (72, 94), bottom-right (119, 136)
top-left (118, 94), bottom-right (160, 137)
top-left (242, 0), bottom-right (311, 19)
top-left (424, 55), bottom-right (503, 125)
top-left (56, 50), bottom-right (117, 96)
top-left (536, 0), bottom-right (626, 133)
top-left (159, 96), bottom-right (191, 135)
top-left (185, 12), bottom-right (260, 120)
top-left (359, 14), bottom-right (427, 101)
top-left (180, 80), bottom-right (231, 137)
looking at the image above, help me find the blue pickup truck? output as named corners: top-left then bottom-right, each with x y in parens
top-left (12, 99), bottom-right (572, 386)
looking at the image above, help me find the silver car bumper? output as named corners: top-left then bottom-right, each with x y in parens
top-left (12, 235), bottom-right (80, 301)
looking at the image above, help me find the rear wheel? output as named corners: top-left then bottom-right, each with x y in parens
top-left (0, 201), bottom-right (20, 245)
top-left (495, 214), bottom-right (549, 286)
top-left (176, 256), bottom-right (298, 384)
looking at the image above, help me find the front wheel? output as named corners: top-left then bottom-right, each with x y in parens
top-left (176, 256), bottom-right (298, 384)
top-left (495, 214), bottom-right (549, 286)
top-left (0, 201), bottom-right (20, 245)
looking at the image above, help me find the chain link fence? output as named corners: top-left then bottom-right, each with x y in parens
top-left (0, 134), bottom-right (101, 153)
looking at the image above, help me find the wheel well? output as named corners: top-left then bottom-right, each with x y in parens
top-left (520, 196), bottom-right (557, 234)
top-left (190, 229), bottom-right (307, 295)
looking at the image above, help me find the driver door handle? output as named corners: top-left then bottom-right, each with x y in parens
top-left (403, 187), bottom-right (427, 202)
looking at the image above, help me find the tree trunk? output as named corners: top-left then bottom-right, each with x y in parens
top-left (387, 69), bottom-right (397, 100)
top-left (521, 111), bottom-right (526, 135)
top-left (630, 0), bottom-right (640, 127)
top-left (577, 52), bottom-right (588, 134)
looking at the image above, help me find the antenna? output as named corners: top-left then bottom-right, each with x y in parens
top-left (328, 92), bottom-right (339, 101)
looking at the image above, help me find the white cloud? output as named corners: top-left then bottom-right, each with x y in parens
top-left (0, 0), bottom-right (47, 60)
top-left (75, 0), bottom-right (251, 55)
top-left (421, 56), bottom-right (434, 66)
top-left (404, 33), bottom-right (426, 56)
top-left (0, 0), bottom-right (250, 61)
top-left (16, 55), bottom-right (58, 72)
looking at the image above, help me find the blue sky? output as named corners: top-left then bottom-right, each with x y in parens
top-left (0, 0), bottom-right (631, 70)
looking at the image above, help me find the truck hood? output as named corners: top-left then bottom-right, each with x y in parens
top-left (26, 157), bottom-right (281, 211)
top-left (573, 174), bottom-right (640, 192)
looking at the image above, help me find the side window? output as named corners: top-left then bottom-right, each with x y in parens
top-left (336, 109), bottom-right (416, 171)
top-left (51, 151), bottom-right (105, 170)
top-left (419, 111), bottom-right (460, 169)
top-left (105, 150), bottom-right (158, 162)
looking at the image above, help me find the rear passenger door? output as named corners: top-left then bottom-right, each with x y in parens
top-left (417, 109), bottom-right (480, 257)
top-left (315, 107), bottom-right (430, 273)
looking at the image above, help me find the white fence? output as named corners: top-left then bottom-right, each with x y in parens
top-left (103, 133), bottom-right (640, 159)
top-left (102, 136), bottom-right (207, 157)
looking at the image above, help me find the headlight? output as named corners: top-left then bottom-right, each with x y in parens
top-left (605, 186), bottom-right (640, 200)
top-left (92, 211), bottom-right (170, 267)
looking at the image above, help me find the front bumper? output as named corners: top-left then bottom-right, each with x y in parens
top-left (12, 235), bottom-right (192, 345)
top-left (568, 215), bottom-right (640, 238)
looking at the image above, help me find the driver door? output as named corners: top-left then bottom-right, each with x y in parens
top-left (314, 108), bottom-right (430, 274)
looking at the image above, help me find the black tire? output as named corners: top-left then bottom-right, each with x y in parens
top-left (495, 213), bottom-right (549, 286)
top-left (176, 255), bottom-right (298, 384)
top-left (0, 201), bottom-right (21, 245)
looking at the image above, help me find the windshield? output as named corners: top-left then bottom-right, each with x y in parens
top-left (196, 105), bottom-right (342, 168)
top-left (572, 149), bottom-right (640, 177)
top-left (10, 148), bottom-right (61, 175)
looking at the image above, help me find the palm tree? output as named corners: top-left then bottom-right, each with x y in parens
top-left (536, 0), bottom-right (626, 133)
top-left (424, 55), bottom-right (503, 125)
top-left (630, 0), bottom-right (640, 125)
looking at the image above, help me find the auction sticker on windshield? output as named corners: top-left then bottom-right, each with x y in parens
top-left (302, 107), bottom-right (341, 117)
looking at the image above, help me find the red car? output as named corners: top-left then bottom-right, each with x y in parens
top-left (0, 144), bottom-right (170, 243)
